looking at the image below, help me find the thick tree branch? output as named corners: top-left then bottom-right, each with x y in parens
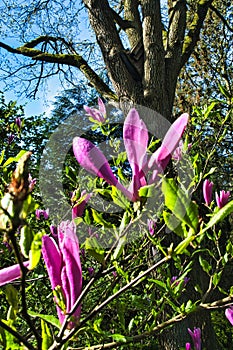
top-left (124, 0), bottom-right (142, 48)
top-left (164, 0), bottom-right (187, 117)
top-left (108, 7), bottom-right (133, 30)
top-left (166, 0), bottom-right (186, 62)
top-left (0, 39), bottom-right (117, 100)
top-left (83, 0), bottom-right (143, 104)
top-left (141, 0), bottom-right (166, 112)
top-left (181, 0), bottom-right (214, 66)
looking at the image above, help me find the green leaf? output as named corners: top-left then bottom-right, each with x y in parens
top-left (163, 211), bottom-right (188, 237)
top-left (85, 237), bottom-right (105, 264)
top-left (138, 184), bottom-right (157, 198)
top-left (29, 232), bottom-right (43, 269)
top-left (111, 334), bottom-right (128, 342)
top-left (2, 150), bottom-right (27, 167)
top-left (41, 319), bottom-right (53, 350)
top-left (4, 285), bottom-right (19, 311)
top-left (162, 178), bottom-right (198, 231)
top-left (21, 194), bottom-right (38, 219)
top-left (28, 311), bottom-right (60, 329)
top-left (111, 186), bottom-right (130, 210)
top-left (19, 226), bottom-right (34, 258)
top-left (199, 256), bottom-right (211, 274)
top-left (213, 271), bottom-right (222, 287)
top-left (148, 279), bottom-right (167, 292)
top-left (202, 200), bottom-right (233, 233)
top-left (91, 208), bottom-right (114, 228)
top-left (113, 236), bottom-right (126, 260)
top-left (0, 149), bottom-right (5, 165)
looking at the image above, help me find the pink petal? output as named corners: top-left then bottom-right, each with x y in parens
top-left (73, 137), bottom-right (133, 200)
top-left (83, 105), bottom-right (104, 122)
top-left (123, 109), bottom-right (148, 197)
top-left (225, 306), bottom-right (233, 326)
top-left (58, 221), bottom-right (82, 321)
top-left (0, 261), bottom-right (30, 286)
top-left (98, 97), bottom-right (106, 116)
top-left (73, 137), bottom-right (119, 186)
top-left (123, 108), bottom-right (148, 177)
top-left (72, 192), bottom-right (92, 219)
top-left (149, 113), bottom-right (189, 170)
top-left (42, 235), bottom-right (64, 324)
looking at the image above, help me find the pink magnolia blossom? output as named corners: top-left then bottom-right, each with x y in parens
top-left (188, 327), bottom-right (201, 350)
top-left (42, 221), bottom-right (82, 328)
top-left (186, 343), bottom-right (192, 350)
top-left (203, 179), bottom-right (213, 206)
top-left (215, 190), bottom-right (230, 209)
top-left (147, 219), bottom-right (156, 236)
top-left (15, 117), bottom-right (22, 129)
top-left (71, 190), bottom-right (92, 219)
top-left (225, 305), bottom-right (233, 326)
top-left (73, 108), bottom-right (188, 202)
top-left (84, 97), bottom-right (106, 123)
top-left (35, 208), bottom-right (49, 220)
top-left (0, 261), bottom-right (30, 287)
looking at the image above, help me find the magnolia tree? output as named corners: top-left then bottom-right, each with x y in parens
top-left (0, 98), bottom-right (233, 350)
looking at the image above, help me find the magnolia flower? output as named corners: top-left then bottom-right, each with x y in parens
top-left (203, 179), bottom-right (213, 206)
top-left (71, 190), bottom-right (91, 219)
top-left (0, 261), bottom-right (30, 287)
top-left (36, 208), bottom-right (49, 220)
top-left (147, 219), bottom-right (156, 236)
top-left (188, 327), bottom-right (201, 350)
top-left (215, 190), bottom-right (230, 209)
top-left (87, 267), bottom-right (95, 276)
top-left (170, 276), bottom-right (190, 287)
top-left (8, 133), bottom-right (15, 144)
top-left (42, 221), bottom-right (82, 328)
top-left (84, 97), bottom-right (106, 123)
top-left (73, 108), bottom-right (188, 202)
top-left (28, 174), bottom-right (37, 192)
top-left (225, 305), bottom-right (233, 326)
top-left (15, 117), bottom-right (22, 129)
top-left (186, 343), bottom-right (192, 350)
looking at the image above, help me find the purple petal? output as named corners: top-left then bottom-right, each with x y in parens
top-left (123, 108), bottom-right (148, 180)
top-left (98, 97), bottom-right (106, 116)
top-left (149, 113), bottom-right (189, 170)
top-left (73, 137), bottom-right (133, 201)
top-left (42, 235), bottom-right (64, 323)
top-left (186, 343), bottom-right (192, 350)
top-left (83, 105), bottom-right (105, 123)
top-left (188, 327), bottom-right (201, 350)
top-left (58, 221), bottom-right (82, 322)
top-left (225, 306), bottom-right (233, 326)
top-left (73, 137), bottom-right (119, 186)
top-left (215, 190), bottom-right (230, 208)
top-left (72, 191), bottom-right (91, 219)
top-left (0, 261), bottom-right (30, 286)
top-left (42, 235), bottom-right (62, 289)
top-left (203, 179), bottom-right (213, 206)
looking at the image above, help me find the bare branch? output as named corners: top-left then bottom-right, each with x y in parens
top-left (209, 4), bottom-right (233, 32)
top-left (0, 39), bottom-right (117, 100)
